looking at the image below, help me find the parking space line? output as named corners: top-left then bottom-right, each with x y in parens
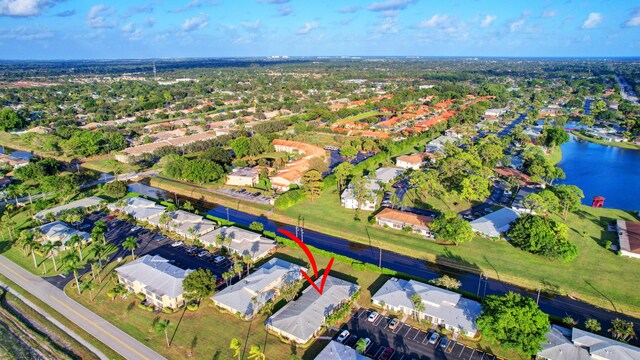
top-left (412, 329), bottom-right (421, 340)
top-left (469, 349), bottom-right (476, 360)
top-left (422, 334), bottom-right (430, 344)
top-left (373, 316), bottom-right (384, 326)
top-left (404, 326), bottom-right (413, 337)
top-left (458, 344), bottom-right (466, 356)
top-left (480, 352), bottom-right (486, 360)
top-left (374, 347), bottom-right (383, 359)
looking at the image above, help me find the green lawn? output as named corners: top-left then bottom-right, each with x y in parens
top-left (334, 110), bottom-right (388, 126)
top-left (547, 146), bottom-right (562, 165)
top-left (402, 188), bottom-right (482, 214)
top-left (571, 131), bottom-right (640, 150)
top-left (82, 156), bottom-right (141, 174)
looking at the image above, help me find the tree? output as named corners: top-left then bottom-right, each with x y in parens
top-left (62, 252), bottom-right (83, 295)
top-left (80, 279), bottom-right (97, 302)
top-left (181, 159), bottom-right (224, 184)
top-left (477, 292), bottom-right (550, 355)
top-left (609, 318), bottom-right (636, 342)
top-left (248, 345), bottom-right (265, 360)
top-left (249, 221), bottom-right (264, 232)
top-left (103, 181), bottom-right (128, 198)
top-left (91, 221), bottom-right (107, 244)
top-left (182, 268), bottom-right (217, 301)
top-left (355, 338), bottom-right (369, 354)
top-left (229, 337), bottom-right (242, 360)
top-left (230, 136), bottom-right (251, 158)
top-left (552, 185), bottom-right (584, 220)
top-left (507, 214), bottom-right (577, 261)
top-left (429, 212), bottom-right (474, 245)
top-left (459, 174), bottom-right (491, 203)
top-left (410, 293), bottom-right (425, 321)
top-left (585, 318), bottom-right (601, 333)
top-left (339, 145), bottom-right (357, 158)
top-left (350, 175), bottom-right (374, 220)
top-left (522, 190), bottom-right (559, 215)
top-left (104, 159), bottom-right (123, 180)
top-left (302, 169), bottom-right (323, 202)
top-left (154, 318), bottom-right (171, 348)
top-left (182, 200), bottom-right (194, 212)
top-left (90, 241), bottom-right (107, 268)
top-left (41, 241), bottom-right (61, 272)
top-left (280, 280), bottom-right (303, 302)
top-left (0, 108), bottom-right (26, 131)
top-left (21, 230), bottom-right (40, 269)
top-left (123, 236), bottom-right (139, 259)
top-left (333, 162), bottom-right (354, 193)
top-left (408, 170), bottom-right (443, 201)
top-left (540, 126), bottom-right (569, 150)
top-left (430, 275), bottom-right (461, 290)
top-left (233, 261), bottom-right (244, 279)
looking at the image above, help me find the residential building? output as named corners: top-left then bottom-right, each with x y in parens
top-left (116, 255), bottom-right (193, 309)
top-left (396, 153), bottom-right (436, 170)
top-left (375, 167), bottom-right (404, 184)
top-left (522, 126), bottom-right (544, 142)
top-left (34, 221), bottom-right (91, 250)
top-left (425, 134), bottom-right (460, 154)
top-left (0, 177), bottom-right (11, 189)
top-left (211, 258), bottom-right (305, 319)
top-left (494, 167), bottom-right (545, 188)
top-left (483, 108), bottom-right (508, 120)
top-left (269, 139), bottom-right (327, 192)
top-left (106, 197), bottom-right (166, 222)
top-left (537, 325), bottom-right (640, 360)
top-left (315, 341), bottom-right (369, 360)
top-left (616, 220), bottom-right (640, 259)
top-left (226, 167), bottom-right (261, 187)
top-left (0, 154), bottom-right (29, 168)
top-left (372, 278), bottom-right (481, 337)
top-left (34, 196), bottom-right (104, 222)
top-left (114, 132), bottom-right (218, 163)
top-left (200, 226), bottom-right (277, 261)
top-left (266, 276), bottom-right (359, 344)
top-left (375, 208), bottom-right (434, 237)
top-left (470, 208), bottom-right (520, 238)
top-left (511, 187), bottom-right (540, 213)
top-left (147, 210), bottom-right (216, 239)
top-left (341, 179), bottom-right (380, 211)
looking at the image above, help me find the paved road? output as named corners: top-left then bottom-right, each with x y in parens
top-left (0, 256), bottom-right (165, 360)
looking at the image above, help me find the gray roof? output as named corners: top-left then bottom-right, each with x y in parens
top-left (211, 258), bottom-right (305, 318)
top-left (201, 226), bottom-right (277, 261)
top-left (116, 255), bottom-right (193, 299)
top-left (315, 341), bottom-right (369, 360)
top-left (34, 196), bottom-right (104, 221)
top-left (341, 179), bottom-right (380, 202)
top-left (35, 221), bottom-right (90, 247)
top-left (470, 208), bottom-right (520, 237)
top-left (375, 167), bottom-right (404, 183)
top-left (229, 167), bottom-right (260, 178)
top-left (267, 276), bottom-right (359, 343)
top-left (372, 278), bottom-right (481, 334)
top-left (538, 326), bottom-right (640, 360)
top-left (148, 210), bottom-right (216, 237)
top-left (425, 135), bottom-right (459, 153)
top-left (107, 197), bottom-right (166, 221)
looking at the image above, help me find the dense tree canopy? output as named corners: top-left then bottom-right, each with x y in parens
top-left (507, 213), bottom-right (578, 261)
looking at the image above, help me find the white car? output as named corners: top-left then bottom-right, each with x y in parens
top-left (367, 311), bottom-right (379, 322)
top-left (213, 256), bottom-right (225, 263)
top-left (503, 190), bottom-right (512, 196)
top-left (171, 241), bottom-right (184, 247)
top-left (197, 250), bottom-right (209, 258)
top-left (336, 330), bottom-right (350, 343)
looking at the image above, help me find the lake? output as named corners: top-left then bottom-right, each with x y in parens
top-left (558, 135), bottom-right (640, 210)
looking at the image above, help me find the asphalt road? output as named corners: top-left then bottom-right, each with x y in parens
top-left (0, 255), bottom-right (165, 360)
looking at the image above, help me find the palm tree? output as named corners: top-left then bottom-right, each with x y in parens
top-left (259, 300), bottom-right (274, 317)
top-left (355, 338), bottom-right (369, 354)
top-left (248, 345), bottom-right (265, 360)
top-left (222, 271), bottom-right (232, 286)
top-left (62, 252), bottom-right (83, 294)
top-left (80, 279), bottom-right (97, 302)
top-left (23, 234), bottom-right (39, 269)
top-left (66, 234), bottom-right (84, 261)
top-left (17, 230), bottom-right (34, 256)
top-left (242, 254), bottom-right (254, 277)
top-left (229, 338), bottom-right (242, 360)
top-left (158, 213), bottom-right (171, 227)
top-left (233, 261), bottom-right (244, 280)
top-left (90, 242), bottom-right (106, 268)
top-left (153, 318), bottom-right (171, 348)
top-left (122, 236), bottom-right (139, 259)
top-left (91, 221), bottom-right (107, 244)
top-left (41, 241), bottom-right (59, 272)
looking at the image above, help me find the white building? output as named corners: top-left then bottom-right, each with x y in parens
top-left (340, 179), bottom-right (380, 211)
top-left (201, 226), bottom-right (277, 261)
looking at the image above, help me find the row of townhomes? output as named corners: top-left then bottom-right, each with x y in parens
top-left (371, 278), bottom-right (481, 337)
top-left (538, 325), bottom-right (640, 360)
top-left (34, 221), bottom-right (91, 251)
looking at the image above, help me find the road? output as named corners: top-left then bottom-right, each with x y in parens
top-left (0, 256), bottom-right (165, 360)
top-left (615, 74), bottom-right (639, 104)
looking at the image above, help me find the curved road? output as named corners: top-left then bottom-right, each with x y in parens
top-left (0, 256), bottom-right (165, 360)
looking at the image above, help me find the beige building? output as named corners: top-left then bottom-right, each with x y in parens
top-left (375, 208), bottom-right (434, 237)
top-left (617, 220), bottom-right (640, 259)
top-left (226, 167), bottom-right (260, 187)
top-left (116, 255), bottom-right (193, 309)
top-left (269, 139), bottom-right (327, 192)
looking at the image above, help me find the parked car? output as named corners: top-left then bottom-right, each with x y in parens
top-left (367, 311), bottom-right (379, 322)
top-left (388, 318), bottom-right (399, 330)
top-left (129, 226), bottom-right (141, 232)
top-left (379, 347), bottom-right (394, 360)
top-left (213, 256), bottom-right (225, 264)
top-left (337, 330), bottom-right (350, 343)
top-left (360, 337), bottom-right (372, 351)
top-left (171, 241), bottom-right (184, 247)
top-left (504, 190), bottom-right (512, 196)
top-left (484, 208), bottom-right (493, 214)
top-left (428, 332), bottom-right (439, 344)
top-left (440, 336), bottom-right (449, 348)
top-left (197, 250), bottom-right (208, 258)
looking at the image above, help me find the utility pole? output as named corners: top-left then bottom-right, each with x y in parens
top-left (226, 208), bottom-right (229, 223)
top-left (378, 239), bottom-right (382, 270)
top-left (300, 217), bottom-right (305, 242)
top-left (536, 288), bottom-right (541, 305)
top-left (476, 273), bottom-right (483, 298)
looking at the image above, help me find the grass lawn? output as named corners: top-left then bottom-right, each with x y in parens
top-left (333, 111), bottom-right (387, 126)
top-left (82, 156), bottom-right (140, 174)
top-left (571, 131), bottom-right (640, 150)
top-left (402, 188), bottom-right (481, 214)
top-left (547, 146), bottom-right (562, 165)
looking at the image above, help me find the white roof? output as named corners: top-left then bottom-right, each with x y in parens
top-left (202, 226), bottom-right (276, 261)
top-left (34, 196), bottom-right (104, 221)
top-left (211, 258), bottom-right (304, 318)
top-left (267, 276), bottom-right (359, 343)
top-left (374, 167), bottom-right (404, 183)
top-left (470, 208), bottom-right (520, 237)
top-left (107, 197), bottom-right (166, 221)
top-left (116, 255), bottom-right (193, 299)
top-left (372, 278), bottom-right (481, 334)
top-left (35, 221), bottom-right (90, 247)
top-left (341, 179), bottom-right (381, 202)
top-left (538, 326), bottom-right (640, 360)
top-left (148, 210), bottom-right (216, 237)
top-left (315, 341), bottom-right (369, 360)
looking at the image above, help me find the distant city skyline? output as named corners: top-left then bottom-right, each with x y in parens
top-left (1, 0), bottom-right (639, 59)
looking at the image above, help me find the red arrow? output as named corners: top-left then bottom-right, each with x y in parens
top-left (277, 229), bottom-right (334, 295)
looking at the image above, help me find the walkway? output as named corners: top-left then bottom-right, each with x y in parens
top-left (0, 256), bottom-right (165, 360)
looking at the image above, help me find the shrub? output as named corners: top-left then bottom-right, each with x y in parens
top-left (106, 290), bottom-right (115, 299)
top-left (604, 240), bottom-right (612, 250)
top-left (103, 180), bottom-right (128, 198)
top-left (274, 189), bottom-right (305, 210)
top-left (187, 303), bottom-right (199, 311)
top-left (162, 307), bottom-right (174, 314)
top-left (135, 293), bottom-right (145, 301)
top-left (249, 221), bottom-right (264, 232)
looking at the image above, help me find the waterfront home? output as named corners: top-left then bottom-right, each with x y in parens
top-left (107, 197), bottom-right (166, 222)
top-left (375, 208), bottom-right (434, 237)
top-left (470, 208), bottom-right (520, 238)
top-left (266, 276), bottom-right (359, 344)
top-left (34, 196), bottom-right (104, 222)
top-left (211, 258), bottom-right (305, 319)
top-left (616, 220), bottom-right (640, 259)
top-left (537, 325), bottom-right (640, 360)
top-left (200, 226), bottom-right (277, 261)
top-left (116, 255), bottom-right (193, 309)
top-left (372, 278), bottom-right (481, 337)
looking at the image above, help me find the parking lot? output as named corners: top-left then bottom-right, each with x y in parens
top-left (337, 309), bottom-right (499, 360)
top-left (45, 212), bottom-right (234, 289)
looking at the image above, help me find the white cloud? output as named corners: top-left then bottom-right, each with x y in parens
top-left (121, 22), bottom-right (143, 41)
top-left (296, 21), bottom-right (318, 35)
top-left (480, 14), bottom-right (496, 27)
top-left (87, 5), bottom-right (117, 28)
top-left (241, 20), bottom-right (261, 30)
top-left (367, 0), bottom-right (415, 12)
top-left (418, 14), bottom-right (449, 28)
top-left (0, 25), bottom-right (54, 39)
top-left (0, 0), bottom-right (61, 17)
top-left (181, 13), bottom-right (209, 31)
top-left (339, 5), bottom-right (359, 14)
top-left (277, 5), bottom-right (292, 16)
top-left (582, 12), bottom-right (602, 29)
top-left (169, 0), bottom-right (221, 13)
top-left (509, 18), bottom-right (525, 32)
top-left (144, 17), bottom-right (156, 27)
top-left (542, 10), bottom-right (557, 18)
top-left (625, 8), bottom-right (640, 27)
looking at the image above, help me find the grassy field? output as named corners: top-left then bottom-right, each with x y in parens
top-left (571, 131), bottom-right (640, 150)
top-left (547, 146), bottom-right (562, 165)
top-left (82, 156), bottom-right (140, 174)
top-left (402, 188), bottom-right (482, 214)
top-left (333, 111), bottom-right (390, 126)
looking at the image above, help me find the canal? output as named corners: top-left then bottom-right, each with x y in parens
top-left (558, 135), bottom-right (640, 210)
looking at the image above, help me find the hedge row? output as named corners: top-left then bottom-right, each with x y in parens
top-left (274, 189), bottom-right (306, 210)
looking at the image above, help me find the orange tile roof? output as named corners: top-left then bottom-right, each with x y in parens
top-left (375, 208), bottom-right (433, 228)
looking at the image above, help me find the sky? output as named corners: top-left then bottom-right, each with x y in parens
top-left (0, 0), bottom-right (639, 59)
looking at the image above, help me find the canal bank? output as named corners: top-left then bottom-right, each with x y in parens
top-left (131, 181), bottom-right (640, 345)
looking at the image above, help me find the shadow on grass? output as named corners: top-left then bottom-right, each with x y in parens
top-left (301, 338), bottom-right (331, 360)
top-left (433, 247), bottom-right (482, 276)
top-left (0, 240), bottom-right (13, 254)
top-left (367, 275), bottom-right (391, 302)
top-left (584, 279), bottom-right (618, 313)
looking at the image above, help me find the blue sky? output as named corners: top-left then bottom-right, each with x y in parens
top-left (0, 0), bottom-right (639, 59)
